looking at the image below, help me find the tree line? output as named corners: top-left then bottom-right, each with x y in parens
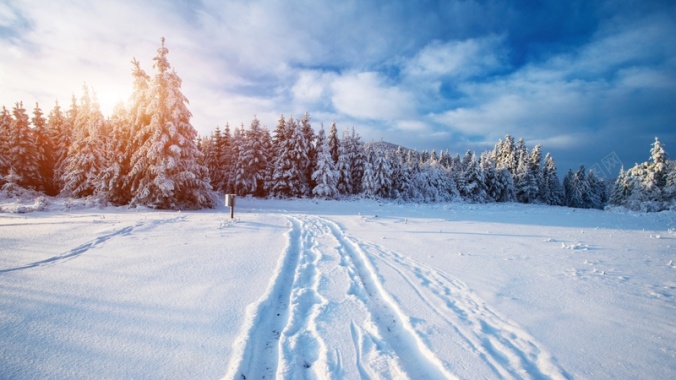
top-left (1, 39), bottom-right (673, 211)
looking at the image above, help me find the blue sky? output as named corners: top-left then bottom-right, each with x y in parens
top-left (1, 0), bottom-right (675, 177)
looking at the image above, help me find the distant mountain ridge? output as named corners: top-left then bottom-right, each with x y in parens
top-left (365, 140), bottom-right (413, 153)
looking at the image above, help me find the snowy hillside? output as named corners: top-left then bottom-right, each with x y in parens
top-left (1, 198), bottom-right (675, 379)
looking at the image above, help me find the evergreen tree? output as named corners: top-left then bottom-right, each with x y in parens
top-left (219, 123), bottom-right (234, 192)
top-left (234, 116), bottom-right (269, 196)
top-left (335, 129), bottom-right (353, 195)
top-left (587, 169), bottom-right (606, 209)
top-left (61, 87), bottom-right (106, 198)
top-left (31, 103), bottom-right (56, 194)
top-left (515, 148), bottom-right (539, 203)
top-left (97, 103), bottom-right (131, 204)
top-left (541, 153), bottom-right (564, 205)
top-left (0, 106), bottom-right (13, 181)
top-left (300, 112), bottom-right (316, 192)
top-left (347, 127), bottom-right (365, 195)
top-left (45, 102), bottom-right (71, 195)
top-left (312, 126), bottom-right (339, 199)
top-left (372, 147), bottom-right (393, 198)
top-left (460, 151), bottom-right (487, 202)
top-left (271, 116), bottom-right (306, 197)
top-left (328, 121), bottom-right (340, 165)
top-left (361, 147), bottom-right (377, 199)
top-left (127, 38), bottom-right (213, 209)
top-left (494, 134), bottom-right (518, 175)
top-left (7, 102), bottom-right (41, 190)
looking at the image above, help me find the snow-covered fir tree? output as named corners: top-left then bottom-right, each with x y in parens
top-left (0, 106), bottom-right (13, 183)
top-left (233, 116), bottom-right (270, 197)
top-left (515, 147), bottom-right (539, 203)
top-left (609, 138), bottom-right (672, 211)
top-left (328, 121), bottom-right (340, 165)
top-left (335, 128), bottom-right (353, 195)
top-left (271, 116), bottom-right (307, 197)
top-left (361, 147), bottom-right (377, 199)
top-left (45, 101), bottom-right (71, 194)
top-left (31, 103), bottom-right (56, 194)
top-left (494, 134), bottom-right (518, 175)
top-left (541, 153), bottom-right (564, 205)
top-left (7, 102), bottom-right (42, 190)
top-left (312, 125), bottom-right (339, 199)
top-left (61, 87), bottom-right (106, 198)
top-left (127, 38), bottom-right (213, 209)
top-left (460, 150), bottom-right (487, 202)
top-left (96, 103), bottom-right (132, 205)
top-left (346, 127), bottom-right (366, 195)
top-left (300, 113), bottom-right (316, 192)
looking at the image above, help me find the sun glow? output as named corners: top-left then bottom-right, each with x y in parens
top-left (95, 83), bottom-right (130, 117)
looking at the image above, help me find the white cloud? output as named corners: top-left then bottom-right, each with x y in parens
top-left (330, 72), bottom-right (415, 120)
top-left (404, 36), bottom-right (506, 80)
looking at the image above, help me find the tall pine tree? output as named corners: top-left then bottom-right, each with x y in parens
top-left (127, 38), bottom-right (213, 209)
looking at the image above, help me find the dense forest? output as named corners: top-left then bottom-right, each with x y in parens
top-left (1, 40), bottom-right (674, 211)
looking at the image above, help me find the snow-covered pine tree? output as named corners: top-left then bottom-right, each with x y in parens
top-left (218, 123), bottom-right (234, 192)
top-left (530, 144), bottom-right (544, 203)
top-left (234, 116), bottom-right (269, 197)
top-left (406, 149), bottom-right (424, 202)
top-left (372, 147), bottom-right (393, 198)
top-left (61, 87), bottom-right (106, 198)
top-left (0, 106), bottom-right (13, 182)
top-left (271, 116), bottom-right (306, 197)
top-left (312, 126), bottom-right (339, 199)
top-left (460, 151), bottom-right (487, 202)
top-left (300, 113), bottom-right (316, 192)
top-left (494, 134), bottom-right (518, 175)
top-left (31, 103), bottom-right (56, 194)
top-left (649, 137), bottom-right (668, 189)
top-left (388, 146), bottom-right (406, 200)
top-left (586, 169), bottom-right (606, 209)
top-left (347, 127), bottom-right (365, 195)
top-left (226, 125), bottom-right (244, 194)
top-left (664, 161), bottom-right (676, 207)
top-left (46, 101), bottom-right (71, 194)
top-left (439, 150), bottom-right (452, 168)
top-left (609, 167), bottom-right (629, 206)
top-left (541, 153), bottom-right (564, 205)
top-left (515, 147), bottom-right (539, 203)
top-left (480, 152), bottom-right (499, 202)
top-left (127, 38), bottom-right (213, 209)
top-left (335, 128), bottom-right (353, 195)
top-left (328, 121), bottom-right (340, 165)
top-left (204, 126), bottom-right (223, 191)
top-left (7, 102), bottom-right (41, 190)
top-left (97, 103), bottom-right (132, 205)
top-left (361, 146), bottom-right (377, 199)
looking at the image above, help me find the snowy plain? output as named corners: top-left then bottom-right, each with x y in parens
top-left (1, 197), bottom-right (675, 379)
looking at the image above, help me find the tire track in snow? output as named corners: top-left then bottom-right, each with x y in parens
top-left (357, 239), bottom-right (570, 380)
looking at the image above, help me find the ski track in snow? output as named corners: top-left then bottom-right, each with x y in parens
top-left (228, 214), bottom-right (452, 379)
top-left (0, 215), bottom-right (187, 274)
top-left (227, 213), bottom-right (571, 379)
top-left (357, 241), bottom-right (569, 380)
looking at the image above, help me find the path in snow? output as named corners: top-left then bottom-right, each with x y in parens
top-left (226, 214), bottom-right (567, 379)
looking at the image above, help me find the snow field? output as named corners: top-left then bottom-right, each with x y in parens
top-left (1, 198), bottom-right (675, 379)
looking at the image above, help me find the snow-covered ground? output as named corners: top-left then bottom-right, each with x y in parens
top-left (1, 197), bottom-right (675, 379)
